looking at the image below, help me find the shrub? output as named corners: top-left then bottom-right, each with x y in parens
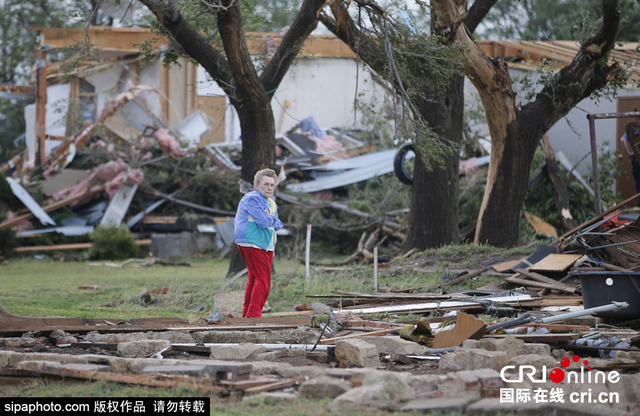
top-left (0, 227), bottom-right (17, 257)
top-left (90, 225), bottom-right (139, 260)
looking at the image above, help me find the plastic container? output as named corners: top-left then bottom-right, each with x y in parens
top-left (577, 271), bottom-right (640, 320)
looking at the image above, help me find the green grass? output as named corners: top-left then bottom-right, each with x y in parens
top-left (0, 243), bottom-right (528, 319)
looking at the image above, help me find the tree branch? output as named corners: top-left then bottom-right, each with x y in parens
top-left (137, 0), bottom-right (235, 100)
top-left (522, 0), bottom-right (623, 132)
top-left (262, 0), bottom-right (326, 98)
top-left (216, 0), bottom-right (267, 110)
top-left (464, 0), bottom-right (497, 34)
top-left (318, 3), bottom-right (387, 77)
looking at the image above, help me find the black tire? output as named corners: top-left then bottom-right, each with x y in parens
top-left (394, 142), bottom-right (415, 185)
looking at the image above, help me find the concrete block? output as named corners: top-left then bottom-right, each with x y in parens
top-left (400, 394), bottom-right (479, 413)
top-left (260, 392), bottom-right (297, 405)
top-left (439, 349), bottom-right (507, 372)
top-left (299, 376), bottom-right (351, 399)
top-left (522, 343), bottom-right (551, 356)
top-left (210, 344), bottom-right (266, 360)
top-left (335, 339), bottom-right (380, 368)
top-left (117, 340), bottom-right (171, 358)
top-left (141, 362), bottom-right (252, 381)
top-left (479, 336), bottom-right (525, 359)
top-left (254, 348), bottom-right (306, 365)
top-left (360, 335), bottom-right (428, 355)
top-left (60, 363), bottom-right (111, 372)
top-left (16, 361), bottom-right (62, 371)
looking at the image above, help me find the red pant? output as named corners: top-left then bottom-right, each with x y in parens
top-left (238, 245), bottom-right (273, 318)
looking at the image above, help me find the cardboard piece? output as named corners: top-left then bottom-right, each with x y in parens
top-left (432, 312), bottom-right (487, 349)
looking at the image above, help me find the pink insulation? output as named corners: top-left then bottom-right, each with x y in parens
top-left (153, 129), bottom-right (185, 157)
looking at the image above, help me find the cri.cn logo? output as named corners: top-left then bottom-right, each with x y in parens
top-left (500, 355), bottom-right (620, 384)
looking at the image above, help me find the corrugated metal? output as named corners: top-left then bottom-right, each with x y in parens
top-left (286, 150), bottom-right (396, 193)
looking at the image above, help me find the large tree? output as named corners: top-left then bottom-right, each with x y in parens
top-left (137, 0), bottom-right (325, 273)
top-left (320, 1), bottom-right (496, 250)
top-left (322, 0), bottom-right (624, 248)
top-left (433, 0), bottom-right (624, 246)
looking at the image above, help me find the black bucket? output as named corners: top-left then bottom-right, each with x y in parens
top-left (576, 271), bottom-right (640, 320)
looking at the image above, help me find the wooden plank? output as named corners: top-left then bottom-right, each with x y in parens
top-left (35, 366), bottom-right (226, 393)
top-left (432, 312), bottom-right (487, 349)
top-left (243, 378), bottom-right (305, 394)
top-left (492, 258), bottom-right (525, 273)
top-left (15, 240), bottom-right (151, 252)
top-left (223, 316), bottom-right (312, 326)
top-left (529, 254), bottom-right (582, 272)
top-left (0, 190), bottom-right (101, 229)
top-left (514, 269), bottom-right (577, 294)
top-left (504, 276), bottom-right (576, 293)
top-left (318, 328), bottom-right (400, 345)
top-left (261, 311), bottom-right (315, 317)
top-left (483, 333), bottom-right (582, 342)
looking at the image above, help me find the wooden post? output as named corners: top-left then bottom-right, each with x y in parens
top-left (35, 48), bottom-right (48, 166)
top-left (373, 246), bottom-right (378, 292)
top-left (305, 224), bottom-right (311, 282)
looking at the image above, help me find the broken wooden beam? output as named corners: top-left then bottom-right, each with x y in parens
top-left (34, 366), bottom-right (226, 393)
top-left (14, 239), bottom-right (151, 252)
top-left (318, 328), bottom-right (400, 345)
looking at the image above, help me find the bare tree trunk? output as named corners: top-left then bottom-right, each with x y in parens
top-left (404, 77), bottom-right (463, 249)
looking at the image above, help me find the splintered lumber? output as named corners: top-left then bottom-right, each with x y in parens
top-left (529, 254), bottom-right (582, 272)
top-left (334, 294), bottom-right (533, 315)
top-left (0, 317), bottom-right (189, 336)
top-left (15, 240), bottom-right (151, 252)
top-left (328, 290), bottom-right (450, 301)
top-left (0, 190), bottom-right (101, 229)
top-left (514, 269), bottom-right (578, 294)
top-left (514, 296), bottom-right (582, 307)
top-left (432, 312), bottom-right (487, 349)
top-left (503, 275), bottom-right (577, 294)
top-left (33, 366), bottom-right (226, 393)
top-left (318, 328), bottom-right (400, 345)
top-left (492, 258), bottom-right (526, 273)
top-left (483, 333), bottom-right (582, 342)
top-left (554, 191), bottom-right (640, 242)
top-left (243, 378), bottom-right (305, 394)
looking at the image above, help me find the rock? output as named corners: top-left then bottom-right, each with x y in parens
top-left (148, 331), bottom-right (195, 343)
top-left (329, 372), bottom-right (407, 412)
top-left (254, 348), bottom-right (306, 365)
top-left (213, 291), bottom-right (244, 316)
top-left (506, 354), bottom-right (556, 375)
top-left (210, 343), bottom-right (266, 360)
top-left (194, 328), bottom-right (317, 344)
top-left (552, 348), bottom-right (571, 361)
top-left (299, 376), bottom-right (351, 399)
top-left (335, 339), bottom-right (380, 368)
top-left (360, 336), bottom-right (428, 355)
top-left (60, 363), bottom-right (110, 372)
top-left (614, 350), bottom-right (640, 364)
top-left (84, 331), bottom-right (148, 343)
top-left (1, 338), bottom-right (37, 347)
top-left (260, 392), bottom-right (297, 405)
top-left (462, 339), bottom-right (480, 349)
top-left (479, 336), bottom-right (525, 359)
top-left (117, 340), bottom-right (171, 358)
top-left (139, 288), bottom-right (152, 304)
top-left (82, 354), bottom-right (129, 373)
top-left (16, 361), bottom-right (62, 371)
top-left (522, 343), bottom-right (551, 356)
top-left (439, 349), bottom-right (507, 372)
top-left (400, 394), bottom-right (479, 413)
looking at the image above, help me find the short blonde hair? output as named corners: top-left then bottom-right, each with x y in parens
top-left (254, 168), bottom-right (278, 188)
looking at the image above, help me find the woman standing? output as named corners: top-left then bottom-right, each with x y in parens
top-left (233, 169), bottom-right (283, 317)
